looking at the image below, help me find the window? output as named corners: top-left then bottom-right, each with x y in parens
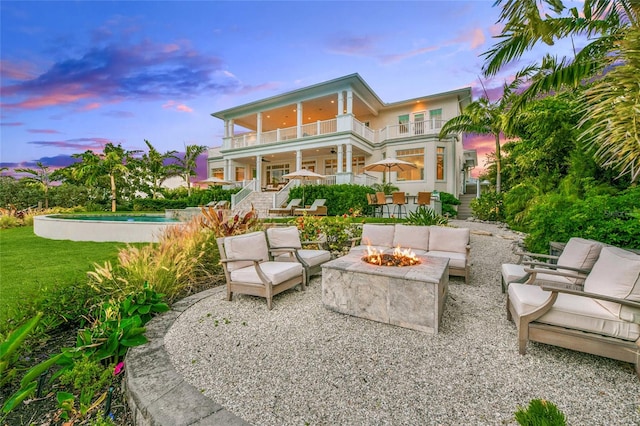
top-left (266, 164), bottom-right (290, 183)
top-left (324, 158), bottom-right (337, 175)
top-left (211, 168), bottom-right (224, 179)
top-left (429, 109), bottom-right (442, 129)
top-left (396, 148), bottom-right (424, 181)
top-left (235, 167), bottom-right (244, 182)
top-left (398, 114), bottom-right (409, 134)
top-left (414, 113), bottom-right (425, 135)
top-left (351, 156), bottom-right (365, 175)
top-left (436, 147), bottom-right (445, 180)
top-left (302, 160), bottom-right (315, 172)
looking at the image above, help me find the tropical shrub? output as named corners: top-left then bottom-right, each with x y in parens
top-left (438, 192), bottom-right (461, 217)
top-left (371, 182), bottom-right (399, 195)
top-left (405, 206), bottom-right (448, 226)
top-left (514, 399), bottom-right (566, 426)
top-left (288, 184), bottom-right (371, 216)
top-left (471, 192), bottom-right (505, 221)
top-left (199, 205), bottom-right (260, 237)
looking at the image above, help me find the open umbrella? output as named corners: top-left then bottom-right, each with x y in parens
top-left (282, 169), bottom-right (326, 206)
top-left (199, 176), bottom-right (231, 185)
top-left (363, 158), bottom-right (417, 183)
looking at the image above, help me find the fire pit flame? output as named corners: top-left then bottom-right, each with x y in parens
top-left (362, 244), bottom-right (421, 267)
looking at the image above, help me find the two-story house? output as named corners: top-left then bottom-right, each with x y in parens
top-left (207, 73), bottom-right (476, 211)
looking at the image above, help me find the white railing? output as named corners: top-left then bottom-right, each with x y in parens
top-left (274, 179), bottom-right (296, 208)
top-left (352, 173), bottom-right (378, 187)
top-left (231, 180), bottom-right (257, 209)
top-left (225, 118), bottom-right (447, 149)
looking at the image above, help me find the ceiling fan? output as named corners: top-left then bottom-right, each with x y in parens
top-left (330, 148), bottom-right (336, 154)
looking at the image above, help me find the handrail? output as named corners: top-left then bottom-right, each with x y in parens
top-left (274, 180), bottom-right (296, 208)
top-left (231, 180), bottom-right (257, 209)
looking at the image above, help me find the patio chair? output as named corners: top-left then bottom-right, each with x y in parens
top-left (392, 191), bottom-right (407, 218)
top-left (293, 199), bottom-right (327, 216)
top-left (500, 237), bottom-right (603, 293)
top-left (506, 246), bottom-right (640, 378)
top-left (268, 198), bottom-right (302, 216)
top-left (266, 226), bottom-right (331, 285)
top-left (417, 191), bottom-right (432, 207)
top-left (375, 192), bottom-right (390, 217)
top-left (216, 231), bottom-right (306, 310)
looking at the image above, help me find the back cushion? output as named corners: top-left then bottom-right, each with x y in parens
top-left (393, 224), bottom-right (429, 251)
top-left (361, 224), bottom-right (394, 247)
top-left (224, 231), bottom-right (269, 271)
top-left (266, 226), bottom-right (302, 249)
top-left (428, 226), bottom-right (469, 254)
top-left (557, 237), bottom-right (603, 270)
top-left (583, 246), bottom-right (640, 318)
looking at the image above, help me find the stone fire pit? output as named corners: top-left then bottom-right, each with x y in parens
top-left (321, 253), bottom-right (449, 333)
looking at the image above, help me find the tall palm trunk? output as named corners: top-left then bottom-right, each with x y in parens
top-left (110, 174), bottom-right (117, 212)
top-left (495, 133), bottom-right (502, 194)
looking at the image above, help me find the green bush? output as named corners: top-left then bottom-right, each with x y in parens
top-left (471, 192), bottom-right (505, 221)
top-left (405, 206), bottom-right (448, 226)
top-left (514, 399), bottom-right (566, 426)
top-left (132, 198), bottom-right (187, 211)
top-left (288, 184), bottom-right (372, 216)
top-left (438, 192), bottom-right (460, 217)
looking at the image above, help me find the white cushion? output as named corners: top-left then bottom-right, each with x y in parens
top-left (223, 231), bottom-right (269, 272)
top-left (297, 249), bottom-right (331, 267)
top-left (427, 251), bottom-right (466, 269)
top-left (350, 245), bottom-right (392, 255)
top-left (360, 224), bottom-right (395, 247)
top-left (266, 226), bottom-right (302, 249)
top-left (509, 283), bottom-right (640, 341)
top-left (230, 261), bottom-right (303, 285)
top-left (382, 247), bottom-right (429, 256)
top-left (556, 238), bottom-right (603, 283)
top-left (502, 263), bottom-right (527, 284)
top-left (393, 224), bottom-right (429, 251)
top-left (583, 246), bottom-right (640, 318)
top-left (429, 226), bottom-right (469, 254)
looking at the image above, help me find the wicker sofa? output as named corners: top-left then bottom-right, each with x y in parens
top-left (349, 224), bottom-right (470, 283)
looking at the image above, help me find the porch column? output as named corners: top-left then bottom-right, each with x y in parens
top-left (228, 119), bottom-right (234, 137)
top-left (296, 149), bottom-right (302, 170)
top-left (256, 155), bottom-right (262, 192)
top-left (337, 91), bottom-right (344, 116)
top-left (346, 90), bottom-right (353, 114)
top-left (337, 144), bottom-right (344, 173)
top-left (223, 120), bottom-right (229, 138)
top-left (224, 159), bottom-right (230, 181)
top-left (296, 102), bottom-right (303, 138)
top-left (257, 112), bottom-right (262, 145)
top-left (346, 144), bottom-right (353, 173)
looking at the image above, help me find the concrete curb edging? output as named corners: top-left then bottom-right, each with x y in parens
top-left (125, 287), bottom-right (250, 426)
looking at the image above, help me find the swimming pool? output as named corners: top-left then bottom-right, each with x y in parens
top-left (34, 214), bottom-right (182, 243)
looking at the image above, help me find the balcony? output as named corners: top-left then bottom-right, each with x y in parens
top-left (224, 117), bottom-right (446, 150)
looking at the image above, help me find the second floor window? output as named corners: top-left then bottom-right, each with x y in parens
top-left (396, 148), bottom-right (424, 181)
top-left (430, 109), bottom-right (443, 129)
top-left (398, 114), bottom-right (410, 134)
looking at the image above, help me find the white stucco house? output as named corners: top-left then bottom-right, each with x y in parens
top-left (207, 73), bottom-right (476, 210)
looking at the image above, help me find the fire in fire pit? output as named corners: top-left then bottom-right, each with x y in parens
top-left (362, 245), bottom-right (421, 267)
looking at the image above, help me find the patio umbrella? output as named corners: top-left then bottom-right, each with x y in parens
top-left (199, 176), bottom-right (230, 185)
top-left (282, 169), bottom-right (326, 206)
top-left (363, 158), bottom-right (417, 183)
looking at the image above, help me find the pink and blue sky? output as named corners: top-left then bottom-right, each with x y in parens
top-left (1, 1), bottom-right (582, 178)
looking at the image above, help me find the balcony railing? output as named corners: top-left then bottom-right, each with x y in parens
top-left (225, 117), bottom-right (447, 149)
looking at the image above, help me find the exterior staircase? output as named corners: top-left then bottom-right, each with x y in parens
top-left (233, 191), bottom-right (276, 218)
top-left (456, 185), bottom-right (477, 220)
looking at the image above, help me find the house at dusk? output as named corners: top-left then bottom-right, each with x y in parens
top-left (206, 73), bottom-right (477, 212)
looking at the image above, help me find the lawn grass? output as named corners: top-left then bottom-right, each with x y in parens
top-left (0, 227), bottom-right (132, 325)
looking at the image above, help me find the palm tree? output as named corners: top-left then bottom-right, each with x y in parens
top-left (15, 162), bottom-right (53, 208)
top-left (174, 144), bottom-right (208, 197)
top-left (483, 0), bottom-right (640, 182)
top-left (138, 140), bottom-right (179, 199)
top-left (439, 82), bottom-right (516, 193)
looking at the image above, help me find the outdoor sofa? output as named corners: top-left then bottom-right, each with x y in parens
top-left (350, 224), bottom-right (470, 283)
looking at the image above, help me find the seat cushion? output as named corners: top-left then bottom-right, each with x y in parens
top-left (429, 226), bottom-right (469, 254)
top-left (427, 250), bottom-right (466, 269)
top-left (393, 224), bottom-right (429, 251)
top-left (266, 226), bottom-right (302, 249)
top-left (583, 246), bottom-right (640, 319)
top-left (350, 245), bottom-right (392, 255)
top-left (502, 263), bottom-right (527, 285)
top-left (556, 238), bottom-right (603, 283)
top-left (223, 231), bottom-right (269, 272)
top-left (298, 249), bottom-right (331, 267)
top-left (230, 261), bottom-right (303, 285)
top-left (361, 224), bottom-right (395, 247)
top-left (509, 283), bottom-right (640, 341)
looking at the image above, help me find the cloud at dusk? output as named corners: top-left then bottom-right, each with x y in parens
top-left (28, 128), bottom-right (61, 134)
top-left (163, 100), bottom-right (193, 113)
top-left (27, 137), bottom-right (111, 151)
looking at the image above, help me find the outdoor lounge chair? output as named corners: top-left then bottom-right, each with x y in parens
top-left (506, 246), bottom-right (640, 378)
top-left (268, 198), bottom-right (302, 216)
top-left (266, 226), bottom-right (331, 285)
top-left (293, 199), bottom-right (327, 216)
top-left (216, 231), bottom-right (306, 310)
top-left (501, 237), bottom-right (603, 293)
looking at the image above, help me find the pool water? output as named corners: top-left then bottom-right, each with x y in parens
top-left (49, 214), bottom-right (180, 223)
